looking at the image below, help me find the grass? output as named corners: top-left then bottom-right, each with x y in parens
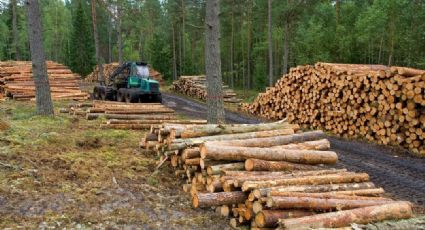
top-left (0, 100), bottom-right (226, 229)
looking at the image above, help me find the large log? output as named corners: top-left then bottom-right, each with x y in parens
top-left (192, 191), bottom-right (248, 208)
top-left (267, 196), bottom-right (393, 210)
top-left (205, 130), bottom-right (326, 147)
top-left (200, 143), bottom-right (338, 165)
top-left (278, 202), bottom-right (413, 229)
top-left (270, 139), bottom-right (330, 150)
top-left (269, 189), bottom-right (386, 198)
top-left (255, 210), bottom-right (314, 228)
top-left (245, 159), bottom-right (322, 171)
top-left (242, 173), bottom-right (370, 192)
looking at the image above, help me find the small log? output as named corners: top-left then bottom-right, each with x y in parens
top-left (192, 191), bottom-right (248, 208)
top-left (181, 147), bottom-right (200, 161)
top-left (206, 162), bottom-right (245, 175)
top-left (279, 202), bottom-right (413, 229)
top-left (242, 173), bottom-right (370, 192)
top-left (255, 210), bottom-right (314, 228)
top-left (269, 189), bottom-right (386, 198)
top-left (245, 159), bottom-right (322, 171)
top-left (267, 196), bottom-right (393, 210)
top-left (270, 139), bottom-right (330, 150)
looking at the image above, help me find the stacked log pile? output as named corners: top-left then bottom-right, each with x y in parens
top-left (0, 61), bottom-right (88, 101)
top-left (67, 100), bottom-right (206, 129)
top-left (241, 63), bottom-right (425, 156)
top-left (141, 121), bottom-right (414, 229)
top-left (84, 63), bottom-right (164, 85)
top-left (171, 76), bottom-right (242, 103)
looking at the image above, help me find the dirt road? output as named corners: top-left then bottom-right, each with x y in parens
top-left (163, 92), bottom-right (425, 211)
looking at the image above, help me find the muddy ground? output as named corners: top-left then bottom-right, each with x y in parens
top-left (163, 92), bottom-right (425, 214)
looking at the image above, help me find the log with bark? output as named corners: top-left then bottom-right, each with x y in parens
top-left (192, 191), bottom-right (248, 208)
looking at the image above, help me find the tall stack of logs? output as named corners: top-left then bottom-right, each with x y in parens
top-left (141, 121), bottom-right (414, 229)
top-left (0, 61), bottom-right (88, 101)
top-left (241, 63), bottom-right (425, 156)
top-left (66, 100), bottom-right (206, 129)
top-left (171, 76), bottom-right (242, 103)
top-left (84, 63), bottom-right (164, 85)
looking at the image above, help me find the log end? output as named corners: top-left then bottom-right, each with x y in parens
top-left (253, 201), bottom-right (263, 214)
top-left (192, 194), bottom-right (199, 208)
top-left (245, 159), bottom-right (254, 171)
top-left (255, 212), bottom-right (266, 228)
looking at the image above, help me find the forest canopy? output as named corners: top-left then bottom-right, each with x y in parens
top-left (0, 0), bottom-right (424, 90)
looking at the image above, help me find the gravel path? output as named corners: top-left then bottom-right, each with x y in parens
top-left (163, 92), bottom-right (425, 210)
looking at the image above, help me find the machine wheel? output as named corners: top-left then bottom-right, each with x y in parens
top-left (153, 94), bottom-right (162, 103)
top-left (125, 91), bottom-right (139, 103)
top-left (117, 89), bottom-right (126, 102)
top-left (93, 86), bottom-right (101, 100)
top-left (99, 87), bottom-right (107, 100)
top-left (104, 87), bottom-right (115, 101)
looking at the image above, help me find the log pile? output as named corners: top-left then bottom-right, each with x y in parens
top-left (241, 63), bottom-right (425, 156)
top-left (84, 63), bottom-right (164, 85)
top-left (171, 76), bottom-right (242, 103)
top-left (141, 121), bottom-right (415, 229)
top-left (67, 100), bottom-right (206, 129)
top-left (0, 61), bottom-right (88, 101)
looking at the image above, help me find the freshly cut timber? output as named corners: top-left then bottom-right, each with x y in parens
top-left (242, 173), bottom-right (370, 191)
top-left (192, 191), bottom-right (248, 208)
top-left (206, 162), bottom-right (245, 175)
top-left (200, 143), bottom-right (338, 164)
top-left (178, 122), bottom-right (298, 139)
top-left (86, 113), bottom-right (176, 120)
top-left (278, 202), bottom-right (413, 229)
top-left (255, 210), bottom-right (315, 228)
top-left (242, 63), bottom-right (425, 155)
top-left (206, 130), bottom-right (326, 147)
top-left (270, 139), bottom-right (330, 150)
top-left (267, 196), bottom-right (393, 210)
top-left (245, 159), bottom-right (323, 171)
top-left (269, 189), bottom-right (386, 198)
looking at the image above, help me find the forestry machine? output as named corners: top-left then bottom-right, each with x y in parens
top-left (93, 62), bottom-right (162, 103)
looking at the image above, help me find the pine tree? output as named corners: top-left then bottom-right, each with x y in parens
top-left (69, 0), bottom-right (94, 77)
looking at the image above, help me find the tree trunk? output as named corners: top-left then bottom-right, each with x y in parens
top-left (245, 158), bottom-right (322, 171)
top-left (26, 0), bottom-right (54, 115)
top-left (282, 19), bottom-right (289, 75)
top-left (172, 25), bottom-right (177, 80)
top-left (91, 0), bottom-right (104, 84)
top-left (255, 210), bottom-right (314, 228)
top-left (117, 6), bottom-right (123, 65)
top-left (205, 0), bottom-right (225, 124)
top-left (192, 191), bottom-right (247, 208)
top-left (200, 144), bottom-right (338, 165)
top-left (242, 173), bottom-right (370, 192)
top-left (108, 15), bottom-right (112, 63)
top-left (230, 0), bottom-right (234, 88)
top-left (11, 0), bottom-right (20, 60)
top-left (279, 202), bottom-right (413, 229)
top-left (268, 0), bottom-right (273, 86)
top-left (247, 0), bottom-right (253, 89)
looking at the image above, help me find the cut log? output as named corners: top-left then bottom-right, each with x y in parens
top-left (267, 196), bottom-right (393, 210)
top-left (192, 191), bottom-right (248, 208)
top-left (205, 130), bottom-right (326, 147)
top-left (181, 147), bottom-right (200, 161)
top-left (269, 188), bottom-right (386, 198)
top-left (278, 202), bottom-right (413, 229)
top-left (255, 210), bottom-right (314, 228)
top-left (179, 122), bottom-right (298, 138)
top-left (200, 143), bottom-right (338, 165)
top-left (270, 139), bottom-right (331, 150)
top-left (245, 159), bottom-right (323, 171)
top-left (206, 162), bottom-right (245, 175)
top-left (242, 173), bottom-right (370, 192)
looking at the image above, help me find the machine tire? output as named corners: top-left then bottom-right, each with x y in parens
top-left (93, 86), bottom-right (101, 100)
top-left (117, 89), bottom-right (126, 102)
top-left (126, 91), bottom-right (139, 103)
top-left (154, 94), bottom-right (162, 103)
top-left (99, 87), bottom-right (107, 100)
top-left (104, 87), bottom-right (115, 101)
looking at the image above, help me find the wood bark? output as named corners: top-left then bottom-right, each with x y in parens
top-left (269, 188), bottom-right (386, 198)
top-left (242, 173), bottom-right (370, 192)
top-left (26, 0), bottom-right (54, 115)
top-left (192, 191), bottom-right (248, 208)
top-left (245, 158), bottom-right (322, 171)
top-left (268, 0), bottom-right (273, 86)
top-left (201, 143), bottom-right (338, 165)
top-left (255, 210), bottom-right (314, 228)
top-left (11, 0), bottom-right (20, 60)
top-left (270, 139), bottom-right (330, 150)
top-left (205, 0), bottom-right (225, 124)
top-left (267, 196), bottom-right (393, 210)
top-left (278, 202), bottom-right (413, 229)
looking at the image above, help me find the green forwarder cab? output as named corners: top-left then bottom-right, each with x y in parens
top-left (93, 62), bottom-right (162, 103)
